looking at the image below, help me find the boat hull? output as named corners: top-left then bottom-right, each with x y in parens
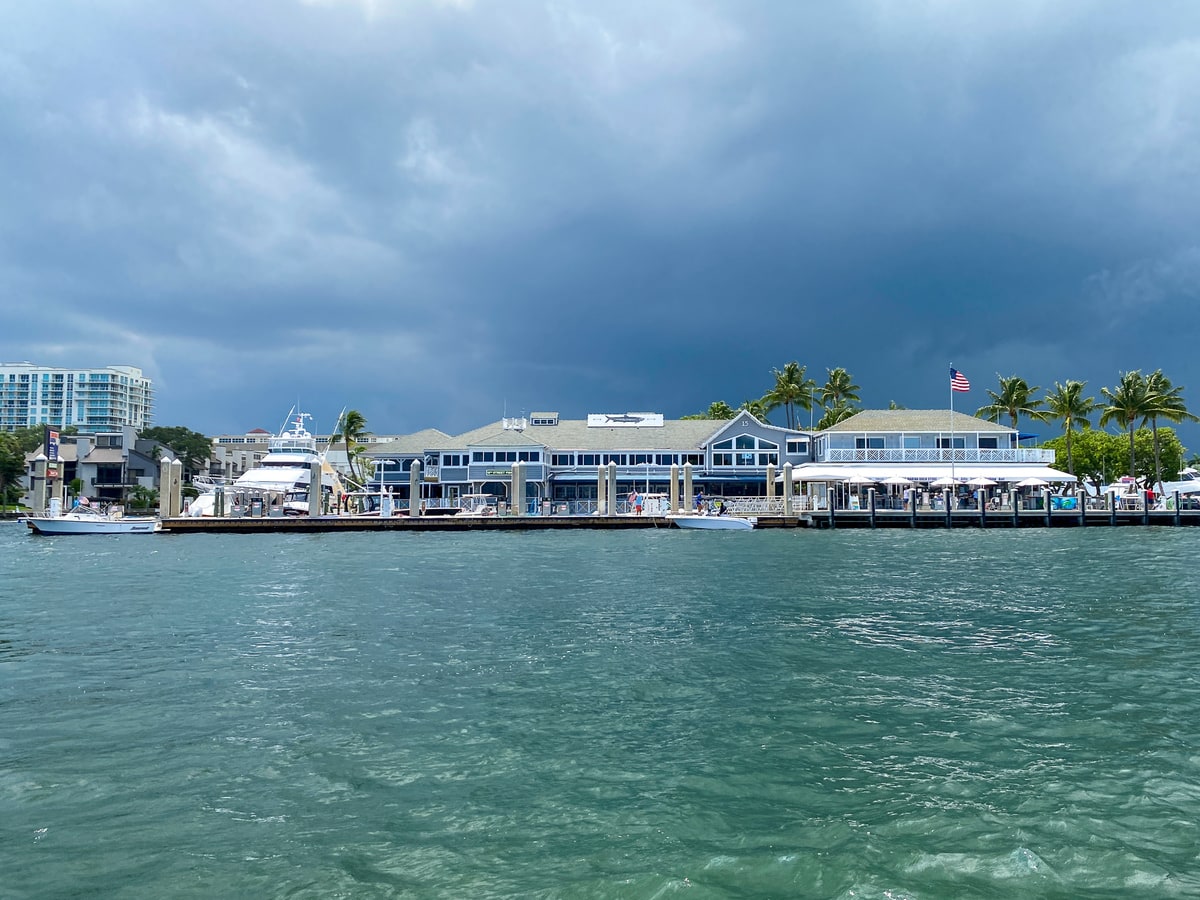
top-left (26, 515), bottom-right (161, 535)
top-left (671, 514), bottom-right (755, 530)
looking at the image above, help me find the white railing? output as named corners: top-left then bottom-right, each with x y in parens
top-left (822, 448), bottom-right (1055, 463)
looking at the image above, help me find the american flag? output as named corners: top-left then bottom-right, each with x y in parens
top-left (950, 367), bottom-right (970, 392)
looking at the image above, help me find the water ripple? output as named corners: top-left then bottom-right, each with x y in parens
top-left (3, 524), bottom-right (1200, 896)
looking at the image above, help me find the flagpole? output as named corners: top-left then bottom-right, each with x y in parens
top-left (949, 364), bottom-right (956, 487)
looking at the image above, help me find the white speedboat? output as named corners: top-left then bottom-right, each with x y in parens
top-left (188, 409), bottom-right (346, 517)
top-left (454, 494), bottom-right (499, 517)
top-left (26, 505), bottom-right (161, 535)
top-left (671, 513), bottom-right (756, 531)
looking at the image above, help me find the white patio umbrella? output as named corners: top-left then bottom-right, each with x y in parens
top-left (1016, 477), bottom-right (1049, 488)
top-left (931, 476), bottom-right (962, 487)
top-left (881, 475), bottom-right (913, 485)
top-left (846, 474), bottom-right (876, 485)
top-left (967, 477), bottom-right (997, 487)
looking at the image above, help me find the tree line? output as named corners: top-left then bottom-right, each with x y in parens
top-left (689, 366), bottom-right (1197, 489)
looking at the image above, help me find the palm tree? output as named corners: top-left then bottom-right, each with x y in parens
top-left (817, 401), bottom-right (858, 430)
top-left (1144, 369), bottom-right (1198, 490)
top-left (1099, 371), bottom-right (1152, 480)
top-left (819, 367), bottom-right (861, 411)
top-left (763, 362), bottom-right (816, 430)
top-left (1042, 381), bottom-right (1096, 477)
top-left (703, 401), bottom-right (736, 420)
top-left (976, 375), bottom-right (1050, 433)
top-left (739, 398), bottom-right (769, 421)
top-left (331, 409), bottom-right (369, 485)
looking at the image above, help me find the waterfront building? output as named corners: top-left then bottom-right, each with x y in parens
top-left (21, 427), bottom-right (171, 507)
top-left (198, 407), bottom-right (1073, 514)
top-left (368, 411), bottom-right (813, 510)
top-left (358, 408), bottom-right (1070, 513)
top-left (0, 363), bottom-right (153, 434)
top-left (789, 409), bottom-right (1072, 508)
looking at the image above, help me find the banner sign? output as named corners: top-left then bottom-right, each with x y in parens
top-left (587, 413), bottom-right (663, 428)
top-left (46, 427), bottom-right (60, 461)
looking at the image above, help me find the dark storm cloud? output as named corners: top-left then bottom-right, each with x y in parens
top-left (2, 0), bottom-right (1198, 444)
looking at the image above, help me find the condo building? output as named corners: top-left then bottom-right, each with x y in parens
top-left (0, 363), bottom-right (154, 434)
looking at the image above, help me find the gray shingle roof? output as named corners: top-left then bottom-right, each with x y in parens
top-left (369, 428), bottom-right (452, 454)
top-left (442, 417), bottom-right (737, 451)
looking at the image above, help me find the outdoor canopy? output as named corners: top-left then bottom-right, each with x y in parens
top-left (780, 464), bottom-right (1076, 483)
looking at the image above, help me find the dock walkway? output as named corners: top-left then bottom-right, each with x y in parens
top-left (159, 508), bottom-right (1200, 533)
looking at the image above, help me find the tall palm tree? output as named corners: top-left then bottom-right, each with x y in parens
top-left (1144, 369), bottom-right (1198, 490)
top-left (819, 367), bottom-right (861, 411)
top-left (763, 362), bottom-right (815, 430)
top-left (1042, 380), bottom-right (1096, 476)
top-left (331, 409), bottom-right (368, 486)
top-left (976, 375), bottom-right (1050, 433)
top-left (1099, 371), bottom-right (1152, 480)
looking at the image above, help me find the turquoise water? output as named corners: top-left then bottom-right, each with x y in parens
top-left (3, 523), bottom-right (1200, 898)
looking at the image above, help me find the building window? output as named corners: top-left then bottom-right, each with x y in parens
top-left (979, 437), bottom-right (998, 449)
top-left (786, 440), bottom-right (808, 454)
top-left (855, 437), bottom-right (885, 449)
top-left (936, 438), bottom-right (965, 449)
top-left (903, 436), bottom-right (921, 449)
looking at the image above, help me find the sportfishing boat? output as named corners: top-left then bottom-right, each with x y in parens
top-left (26, 503), bottom-right (161, 535)
top-left (187, 409), bottom-right (346, 517)
top-left (670, 512), bottom-right (756, 531)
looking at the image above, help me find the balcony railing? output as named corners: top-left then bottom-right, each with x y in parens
top-left (822, 448), bottom-right (1055, 463)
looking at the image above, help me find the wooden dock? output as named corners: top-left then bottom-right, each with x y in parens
top-left (158, 508), bottom-right (1200, 533)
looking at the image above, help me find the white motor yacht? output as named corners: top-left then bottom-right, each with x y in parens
top-left (188, 410), bottom-right (346, 517)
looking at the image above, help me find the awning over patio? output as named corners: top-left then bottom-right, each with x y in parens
top-left (781, 464), bottom-right (1076, 483)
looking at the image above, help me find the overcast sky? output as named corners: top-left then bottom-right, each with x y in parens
top-left (3, 1), bottom-right (1198, 445)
